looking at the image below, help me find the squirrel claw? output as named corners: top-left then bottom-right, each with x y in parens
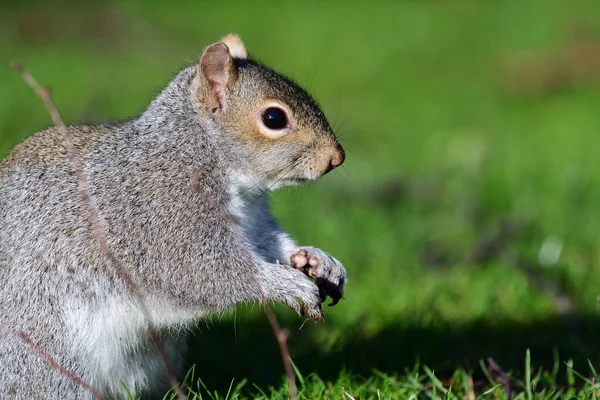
top-left (302, 303), bottom-right (324, 322)
top-left (317, 278), bottom-right (343, 306)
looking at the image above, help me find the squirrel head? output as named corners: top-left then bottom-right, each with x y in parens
top-left (194, 34), bottom-right (345, 191)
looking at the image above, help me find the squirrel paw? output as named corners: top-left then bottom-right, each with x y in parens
top-left (290, 247), bottom-right (347, 306)
top-left (259, 263), bottom-right (324, 322)
top-left (281, 271), bottom-right (324, 322)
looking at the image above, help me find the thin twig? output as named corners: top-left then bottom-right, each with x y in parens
top-left (0, 323), bottom-right (106, 400)
top-left (10, 62), bottom-right (186, 400)
top-left (264, 305), bottom-right (298, 400)
top-left (488, 357), bottom-right (518, 400)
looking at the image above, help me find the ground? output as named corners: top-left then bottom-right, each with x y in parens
top-left (2, 0), bottom-right (600, 398)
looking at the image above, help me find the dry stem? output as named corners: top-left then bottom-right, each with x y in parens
top-left (0, 323), bottom-right (106, 400)
top-left (264, 305), bottom-right (298, 400)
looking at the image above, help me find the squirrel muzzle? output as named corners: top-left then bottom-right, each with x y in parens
top-left (318, 142), bottom-right (345, 176)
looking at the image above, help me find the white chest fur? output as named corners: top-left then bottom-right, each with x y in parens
top-left (227, 174), bottom-right (297, 265)
top-left (64, 297), bottom-right (193, 397)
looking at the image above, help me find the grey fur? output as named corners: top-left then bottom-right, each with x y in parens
top-left (0, 43), bottom-right (346, 399)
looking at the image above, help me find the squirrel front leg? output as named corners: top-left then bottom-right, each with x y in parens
top-left (244, 197), bottom-right (347, 307)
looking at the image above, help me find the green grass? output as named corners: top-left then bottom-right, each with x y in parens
top-left (3, 0), bottom-right (600, 398)
top-left (154, 351), bottom-right (600, 399)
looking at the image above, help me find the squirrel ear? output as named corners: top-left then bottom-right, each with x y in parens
top-left (220, 33), bottom-right (249, 59)
top-left (199, 42), bottom-right (237, 115)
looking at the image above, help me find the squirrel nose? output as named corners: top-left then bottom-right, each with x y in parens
top-left (322, 145), bottom-right (345, 175)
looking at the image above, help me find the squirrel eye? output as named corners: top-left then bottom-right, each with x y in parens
top-left (261, 107), bottom-right (288, 130)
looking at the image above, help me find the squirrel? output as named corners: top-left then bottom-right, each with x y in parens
top-left (0, 34), bottom-right (347, 399)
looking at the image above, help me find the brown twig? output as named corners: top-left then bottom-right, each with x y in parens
top-left (10, 62), bottom-right (187, 399)
top-left (264, 304), bottom-right (298, 400)
top-left (488, 357), bottom-right (520, 400)
top-left (0, 323), bottom-right (106, 400)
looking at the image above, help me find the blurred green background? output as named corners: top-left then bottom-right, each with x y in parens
top-left (3, 0), bottom-right (600, 394)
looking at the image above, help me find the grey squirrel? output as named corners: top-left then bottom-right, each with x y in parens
top-left (0, 34), bottom-right (347, 399)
